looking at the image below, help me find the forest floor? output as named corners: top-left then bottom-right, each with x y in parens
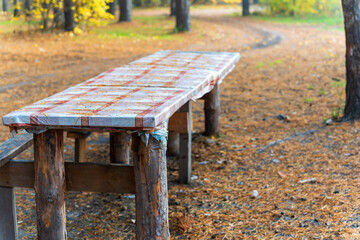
top-left (0, 7), bottom-right (358, 240)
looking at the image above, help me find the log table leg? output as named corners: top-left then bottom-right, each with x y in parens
top-left (167, 131), bottom-right (179, 156)
top-left (34, 130), bottom-right (66, 240)
top-left (110, 132), bottom-right (130, 164)
top-left (132, 134), bottom-right (170, 240)
top-left (0, 187), bottom-right (17, 240)
top-left (204, 83), bottom-right (220, 137)
top-left (179, 101), bottom-right (192, 184)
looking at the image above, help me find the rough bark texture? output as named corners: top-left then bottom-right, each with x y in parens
top-left (170, 0), bottom-right (176, 16)
top-left (119, 0), bottom-right (132, 22)
top-left (175, 0), bottom-right (190, 32)
top-left (242, 0), bottom-right (250, 16)
top-left (0, 187), bottom-right (17, 240)
top-left (64, 0), bottom-right (75, 31)
top-left (179, 101), bottom-right (192, 184)
top-left (107, 0), bottom-right (116, 16)
top-left (204, 83), bottom-right (220, 136)
top-left (34, 130), bottom-right (66, 240)
top-left (132, 134), bottom-right (170, 240)
top-left (167, 131), bottom-right (179, 156)
top-left (342, 0), bottom-right (360, 121)
top-left (110, 132), bottom-right (130, 164)
top-left (2, 0), bottom-right (8, 12)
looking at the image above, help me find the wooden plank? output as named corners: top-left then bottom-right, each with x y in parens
top-left (179, 101), bottom-right (192, 184)
top-left (0, 161), bottom-right (136, 194)
top-left (168, 112), bottom-right (191, 134)
top-left (110, 132), bottom-right (131, 164)
top-left (204, 83), bottom-right (220, 136)
top-left (67, 131), bottom-right (91, 139)
top-left (132, 134), bottom-right (170, 239)
top-left (0, 132), bottom-right (33, 167)
top-left (0, 187), bottom-right (18, 240)
top-left (34, 130), bottom-right (66, 240)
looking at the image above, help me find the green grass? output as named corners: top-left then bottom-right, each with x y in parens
top-left (232, 13), bottom-right (344, 30)
top-left (92, 16), bottom-right (180, 40)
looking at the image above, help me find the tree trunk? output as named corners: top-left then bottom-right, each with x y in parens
top-left (175, 0), bottom-right (190, 32)
top-left (170, 0), bottom-right (176, 16)
top-left (13, 0), bottom-right (19, 17)
top-left (25, 0), bottom-right (31, 16)
top-left (132, 134), bottom-right (170, 239)
top-left (204, 83), bottom-right (221, 136)
top-left (2, 0), bottom-right (8, 12)
top-left (119, 0), bottom-right (131, 22)
top-left (342, 0), bottom-right (360, 121)
top-left (34, 130), bottom-right (66, 240)
top-left (64, 0), bottom-right (75, 31)
top-left (107, 0), bottom-right (116, 16)
top-left (242, 0), bottom-right (250, 16)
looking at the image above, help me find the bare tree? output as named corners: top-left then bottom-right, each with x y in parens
top-left (64, 0), bottom-right (75, 31)
top-left (243, 0), bottom-right (250, 16)
top-left (342, 0), bottom-right (360, 120)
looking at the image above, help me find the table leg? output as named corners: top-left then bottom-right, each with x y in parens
top-left (132, 134), bottom-right (170, 240)
top-left (167, 131), bottom-right (179, 156)
top-left (179, 101), bottom-right (192, 184)
top-left (204, 83), bottom-right (220, 137)
top-left (0, 187), bottom-right (17, 240)
top-left (34, 130), bottom-right (66, 240)
top-left (110, 132), bottom-right (130, 164)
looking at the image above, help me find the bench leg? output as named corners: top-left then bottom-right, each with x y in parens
top-left (110, 132), bottom-right (130, 164)
top-left (179, 101), bottom-right (192, 184)
top-left (74, 138), bottom-right (86, 163)
top-left (204, 83), bottom-right (220, 137)
top-left (167, 131), bottom-right (179, 156)
top-left (132, 134), bottom-right (170, 240)
top-left (34, 130), bottom-right (66, 240)
top-left (0, 187), bottom-right (18, 240)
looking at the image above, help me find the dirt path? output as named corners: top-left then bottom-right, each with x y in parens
top-left (2, 10), bottom-right (359, 239)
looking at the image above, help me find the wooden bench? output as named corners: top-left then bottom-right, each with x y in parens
top-left (0, 50), bottom-right (240, 240)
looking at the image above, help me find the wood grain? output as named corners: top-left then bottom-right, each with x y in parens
top-left (0, 187), bottom-right (17, 240)
top-left (0, 132), bottom-right (33, 167)
top-left (179, 101), bottom-right (192, 184)
top-left (204, 83), bottom-right (220, 136)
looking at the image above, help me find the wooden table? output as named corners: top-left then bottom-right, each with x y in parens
top-left (1, 50), bottom-right (240, 240)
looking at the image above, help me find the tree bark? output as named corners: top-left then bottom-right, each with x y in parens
top-left (119, 0), bottom-right (132, 22)
top-left (34, 130), bottom-right (66, 240)
top-left (132, 134), bottom-right (170, 239)
top-left (175, 0), bottom-right (190, 32)
top-left (13, 0), bottom-right (19, 17)
top-left (170, 0), bottom-right (176, 16)
top-left (2, 0), bottom-right (8, 12)
top-left (107, 0), bottom-right (116, 16)
top-left (242, 0), bottom-right (250, 16)
top-left (110, 132), bottom-right (130, 164)
top-left (342, 0), bottom-right (360, 121)
top-left (204, 83), bottom-right (220, 136)
top-left (64, 0), bottom-right (75, 31)
top-left (25, 0), bottom-right (31, 16)
top-left (0, 187), bottom-right (17, 240)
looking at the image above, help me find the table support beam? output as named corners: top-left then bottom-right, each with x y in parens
top-left (34, 130), bottom-right (66, 240)
top-left (132, 134), bottom-right (170, 240)
top-left (179, 101), bottom-right (192, 184)
top-left (204, 83), bottom-right (220, 137)
top-left (0, 187), bottom-right (17, 240)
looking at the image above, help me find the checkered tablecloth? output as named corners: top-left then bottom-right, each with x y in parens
top-left (2, 51), bottom-right (240, 130)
